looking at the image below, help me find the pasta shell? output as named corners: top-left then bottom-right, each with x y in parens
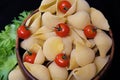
top-left (67, 63), bottom-right (96, 80)
top-left (70, 29), bottom-right (85, 46)
top-left (93, 46), bottom-right (98, 53)
top-left (29, 43), bottom-right (40, 52)
top-left (67, 11), bottom-right (90, 29)
top-left (75, 42), bottom-right (95, 66)
top-left (30, 44), bottom-right (45, 64)
top-left (56, 0), bottom-right (77, 16)
top-left (43, 36), bottom-right (64, 61)
top-left (73, 29), bottom-right (87, 40)
top-left (8, 66), bottom-right (26, 80)
top-left (94, 29), bottom-right (112, 57)
top-left (88, 39), bottom-right (96, 48)
top-left (25, 11), bottom-right (41, 34)
top-left (34, 32), bottom-right (56, 41)
top-left (90, 7), bottom-right (110, 31)
top-left (68, 49), bottom-right (79, 70)
top-left (94, 55), bottom-right (110, 73)
top-left (20, 36), bottom-right (44, 50)
top-left (32, 26), bottom-right (56, 40)
top-left (23, 44), bottom-right (45, 64)
top-left (33, 26), bottom-right (53, 35)
top-left (73, 28), bottom-right (92, 47)
top-left (24, 62), bottom-right (51, 80)
top-left (48, 62), bottom-right (68, 80)
top-left (42, 12), bottom-right (66, 29)
top-left (67, 72), bottom-right (76, 80)
top-left (34, 48), bottom-right (45, 64)
top-left (39, 0), bottom-right (57, 13)
top-left (62, 36), bottom-right (73, 56)
top-left (76, 0), bottom-right (90, 13)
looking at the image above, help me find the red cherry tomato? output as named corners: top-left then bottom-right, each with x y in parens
top-left (54, 23), bottom-right (70, 37)
top-left (55, 53), bottom-right (69, 67)
top-left (17, 25), bottom-right (31, 39)
top-left (23, 51), bottom-right (36, 64)
top-left (84, 25), bottom-right (97, 38)
top-left (58, 0), bottom-right (71, 13)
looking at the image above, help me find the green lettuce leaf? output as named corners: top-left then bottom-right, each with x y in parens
top-left (0, 11), bottom-right (30, 80)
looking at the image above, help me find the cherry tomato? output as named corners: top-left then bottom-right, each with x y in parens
top-left (55, 53), bottom-right (69, 67)
top-left (54, 23), bottom-right (70, 37)
top-left (58, 0), bottom-right (71, 13)
top-left (84, 25), bottom-right (97, 38)
top-left (23, 51), bottom-right (36, 64)
top-left (17, 25), bottom-right (31, 39)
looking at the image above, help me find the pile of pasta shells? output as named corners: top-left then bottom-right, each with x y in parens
top-left (9, 0), bottom-right (113, 80)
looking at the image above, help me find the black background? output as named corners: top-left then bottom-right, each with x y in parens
top-left (0, 0), bottom-right (120, 80)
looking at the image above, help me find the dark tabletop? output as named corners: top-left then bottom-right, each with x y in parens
top-left (0, 0), bottom-right (120, 80)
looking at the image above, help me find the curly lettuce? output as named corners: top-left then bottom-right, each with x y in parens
top-left (0, 11), bottom-right (30, 80)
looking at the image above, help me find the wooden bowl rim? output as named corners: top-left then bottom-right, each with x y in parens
top-left (16, 9), bottom-right (115, 80)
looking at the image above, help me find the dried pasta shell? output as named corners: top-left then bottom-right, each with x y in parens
top-left (25, 11), bottom-right (41, 34)
top-left (73, 29), bottom-right (87, 40)
top-left (20, 36), bottom-right (44, 50)
top-left (43, 36), bottom-right (64, 61)
top-left (94, 29), bottom-right (112, 57)
top-left (76, 0), bottom-right (90, 13)
top-left (42, 12), bottom-right (66, 29)
top-left (88, 39), bottom-right (96, 48)
top-left (67, 11), bottom-right (90, 29)
top-left (29, 44), bottom-right (45, 64)
top-left (33, 26), bottom-right (53, 35)
top-left (90, 7), bottom-right (110, 31)
top-left (62, 36), bottom-right (73, 56)
top-left (39, 0), bottom-right (57, 13)
top-left (67, 63), bottom-right (96, 80)
top-left (48, 62), bottom-right (68, 80)
top-left (24, 62), bottom-right (51, 80)
top-left (75, 42), bottom-right (95, 66)
top-left (73, 28), bottom-right (92, 48)
top-left (93, 46), bottom-right (98, 53)
top-left (32, 26), bottom-right (56, 40)
top-left (68, 49), bottom-right (79, 70)
top-left (34, 48), bottom-right (45, 64)
top-left (70, 28), bottom-right (85, 46)
top-left (94, 55), bottom-right (110, 73)
top-left (8, 66), bottom-right (26, 80)
top-left (34, 32), bottom-right (56, 41)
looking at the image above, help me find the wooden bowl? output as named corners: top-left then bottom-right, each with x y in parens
top-left (16, 9), bottom-right (115, 80)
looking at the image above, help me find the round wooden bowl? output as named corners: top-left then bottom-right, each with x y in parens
top-left (16, 9), bottom-right (115, 80)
